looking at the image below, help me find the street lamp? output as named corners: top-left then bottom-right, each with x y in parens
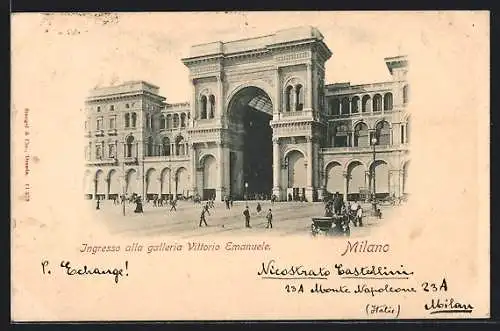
top-left (371, 136), bottom-right (378, 213)
top-left (244, 182), bottom-right (248, 201)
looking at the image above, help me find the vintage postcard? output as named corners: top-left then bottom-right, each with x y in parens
top-left (11, 11), bottom-right (490, 321)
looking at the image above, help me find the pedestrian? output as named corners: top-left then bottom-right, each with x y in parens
top-left (134, 196), bottom-right (143, 213)
top-left (256, 202), bottom-right (262, 214)
top-left (266, 209), bottom-right (273, 229)
top-left (225, 196), bottom-right (230, 209)
top-left (96, 198), bottom-right (100, 210)
top-left (243, 205), bottom-right (251, 228)
top-left (170, 199), bottom-right (177, 211)
top-left (230, 197), bottom-right (233, 208)
top-left (357, 205), bottom-right (364, 227)
top-left (199, 205), bottom-right (209, 227)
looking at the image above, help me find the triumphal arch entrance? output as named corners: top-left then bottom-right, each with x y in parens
top-left (182, 26), bottom-right (332, 201)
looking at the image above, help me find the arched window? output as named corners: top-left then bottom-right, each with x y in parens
top-left (166, 114), bottom-right (172, 129)
top-left (173, 114), bottom-right (180, 128)
top-left (209, 95), bottom-right (215, 118)
top-left (403, 85), bottom-right (409, 104)
top-left (181, 113), bottom-right (186, 127)
top-left (295, 84), bottom-right (303, 111)
top-left (351, 96), bottom-right (360, 113)
top-left (147, 136), bottom-right (154, 156)
top-left (362, 95), bottom-right (371, 113)
top-left (331, 98), bottom-right (340, 116)
top-left (285, 86), bottom-right (293, 112)
top-left (341, 97), bottom-right (350, 115)
top-left (334, 123), bottom-right (349, 147)
top-left (126, 135), bottom-right (134, 157)
top-left (124, 113), bottom-right (130, 128)
top-left (162, 137), bottom-right (171, 156)
top-left (375, 121), bottom-right (391, 145)
top-left (131, 112), bottom-right (137, 127)
top-left (384, 93), bottom-right (393, 111)
top-left (175, 136), bottom-right (185, 156)
top-left (200, 95), bottom-right (207, 119)
top-left (373, 94), bottom-right (382, 112)
top-left (354, 122), bottom-right (369, 147)
top-left (160, 115), bottom-right (166, 129)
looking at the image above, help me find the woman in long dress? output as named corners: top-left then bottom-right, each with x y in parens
top-left (134, 196), bottom-right (143, 213)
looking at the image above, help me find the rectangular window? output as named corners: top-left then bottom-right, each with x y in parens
top-left (97, 118), bottom-right (103, 130)
top-left (110, 105), bottom-right (115, 111)
top-left (97, 106), bottom-right (101, 112)
top-left (109, 117), bottom-right (116, 129)
top-left (109, 144), bottom-right (116, 158)
top-left (96, 145), bottom-right (102, 159)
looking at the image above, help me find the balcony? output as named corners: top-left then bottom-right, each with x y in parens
top-left (321, 144), bottom-right (409, 155)
top-left (107, 128), bottom-right (118, 136)
top-left (94, 129), bottom-right (105, 137)
top-left (124, 156), bottom-right (139, 165)
top-left (144, 154), bottom-right (189, 162)
top-left (85, 157), bottom-right (118, 166)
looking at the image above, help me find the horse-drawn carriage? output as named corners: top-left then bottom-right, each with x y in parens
top-left (311, 215), bottom-right (350, 237)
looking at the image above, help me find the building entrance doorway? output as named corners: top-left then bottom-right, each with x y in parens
top-left (228, 86), bottom-right (273, 200)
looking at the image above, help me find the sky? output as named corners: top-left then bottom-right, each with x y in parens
top-left (12, 11), bottom-right (418, 104)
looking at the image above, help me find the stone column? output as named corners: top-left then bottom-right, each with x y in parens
top-left (399, 169), bottom-right (405, 197)
top-left (190, 78), bottom-right (196, 125)
top-left (190, 143), bottom-right (197, 195)
top-left (217, 74), bottom-right (223, 119)
top-left (343, 171), bottom-right (349, 202)
top-left (275, 69), bottom-right (280, 116)
top-left (305, 137), bottom-right (314, 201)
top-left (272, 137), bottom-right (281, 199)
top-left (105, 178), bottom-right (110, 200)
top-left (291, 86), bottom-right (296, 112)
top-left (365, 171), bottom-right (371, 202)
top-left (306, 63), bottom-right (313, 110)
top-left (216, 142), bottom-right (225, 201)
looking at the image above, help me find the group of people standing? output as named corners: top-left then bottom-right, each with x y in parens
top-left (199, 200), bottom-right (273, 229)
top-left (325, 192), bottom-right (364, 227)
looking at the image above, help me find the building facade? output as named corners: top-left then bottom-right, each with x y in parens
top-left (83, 26), bottom-right (410, 202)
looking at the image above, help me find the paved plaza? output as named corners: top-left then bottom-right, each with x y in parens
top-left (89, 200), bottom-right (401, 238)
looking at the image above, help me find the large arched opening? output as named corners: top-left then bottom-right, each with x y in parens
top-left (108, 169), bottom-right (120, 200)
top-left (202, 154), bottom-right (217, 200)
top-left (126, 169), bottom-right (138, 195)
top-left (347, 161), bottom-right (366, 201)
top-left (227, 86), bottom-right (273, 199)
top-left (95, 170), bottom-right (106, 200)
top-left (146, 168), bottom-right (159, 200)
top-left (370, 160), bottom-right (390, 199)
top-left (160, 167), bottom-right (172, 200)
top-left (325, 161), bottom-right (342, 195)
top-left (175, 167), bottom-right (188, 198)
top-left (83, 170), bottom-right (93, 199)
top-left (285, 150), bottom-right (306, 201)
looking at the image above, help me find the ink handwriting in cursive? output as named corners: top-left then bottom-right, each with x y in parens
top-left (257, 259), bottom-right (331, 279)
top-left (59, 260), bottom-right (128, 284)
top-left (424, 298), bottom-right (474, 314)
top-left (334, 264), bottom-right (414, 279)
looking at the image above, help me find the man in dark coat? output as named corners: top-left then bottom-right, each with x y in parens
top-left (266, 209), bottom-right (273, 229)
top-left (199, 205), bottom-right (209, 227)
top-left (333, 192), bottom-right (343, 215)
top-left (243, 206), bottom-right (251, 228)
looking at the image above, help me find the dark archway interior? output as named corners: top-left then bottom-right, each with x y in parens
top-left (228, 87), bottom-right (273, 199)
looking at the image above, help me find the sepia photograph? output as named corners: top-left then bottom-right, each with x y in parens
top-left (11, 11), bottom-right (489, 321)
